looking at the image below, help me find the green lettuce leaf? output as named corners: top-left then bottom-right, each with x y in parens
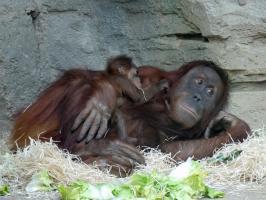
top-left (206, 186), bottom-right (225, 198)
top-left (57, 160), bottom-right (224, 200)
top-left (209, 149), bottom-right (242, 164)
top-left (113, 159), bottom-right (224, 200)
top-left (170, 159), bottom-right (224, 199)
top-left (0, 184), bottom-right (9, 196)
top-left (25, 170), bottom-right (54, 192)
top-left (58, 180), bottom-right (114, 200)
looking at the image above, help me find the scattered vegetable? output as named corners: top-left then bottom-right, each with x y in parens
top-left (209, 149), bottom-right (242, 164)
top-left (58, 160), bottom-right (224, 200)
top-left (0, 184), bottom-right (9, 196)
top-left (58, 180), bottom-right (114, 200)
top-left (25, 170), bottom-right (55, 192)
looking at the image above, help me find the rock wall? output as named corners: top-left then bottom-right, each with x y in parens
top-left (0, 0), bottom-right (266, 130)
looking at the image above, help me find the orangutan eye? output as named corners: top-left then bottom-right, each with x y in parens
top-left (195, 79), bottom-right (203, 85)
top-left (132, 69), bottom-right (138, 77)
top-left (206, 88), bottom-right (214, 96)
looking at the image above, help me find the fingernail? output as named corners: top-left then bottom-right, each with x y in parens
top-left (85, 140), bottom-right (90, 144)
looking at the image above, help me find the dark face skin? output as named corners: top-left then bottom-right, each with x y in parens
top-left (169, 66), bottom-right (224, 129)
top-left (128, 67), bottom-right (142, 89)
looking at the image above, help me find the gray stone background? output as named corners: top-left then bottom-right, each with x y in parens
top-left (0, 0), bottom-right (266, 133)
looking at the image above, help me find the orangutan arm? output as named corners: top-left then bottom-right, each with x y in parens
top-left (161, 113), bottom-right (251, 160)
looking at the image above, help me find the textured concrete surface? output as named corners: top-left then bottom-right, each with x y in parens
top-left (228, 91), bottom-right (266, 129)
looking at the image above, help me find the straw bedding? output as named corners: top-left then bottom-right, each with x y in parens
top-left (0, 128), bottom-right (266, 198)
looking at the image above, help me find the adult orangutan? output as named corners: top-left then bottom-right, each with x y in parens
top-left (10, 57), bottom-right (251, 176)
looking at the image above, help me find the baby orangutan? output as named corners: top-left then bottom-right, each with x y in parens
top-left (105, 55), bottom-right (169, 143)
top-left (71, 55), bottom-right (168, 144)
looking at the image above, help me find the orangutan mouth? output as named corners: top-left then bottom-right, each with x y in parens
top-left (180, 104), bottom-right (199, 121)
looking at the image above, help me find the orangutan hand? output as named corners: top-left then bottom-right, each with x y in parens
top-left (72, 97), bottom-right (112, 143)
top-left (204, 111), bottom-right (241, 138)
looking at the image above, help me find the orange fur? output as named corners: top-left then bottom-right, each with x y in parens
top-left (10, 68), bottom-right (120, 151)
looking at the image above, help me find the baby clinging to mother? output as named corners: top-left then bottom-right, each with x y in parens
top-left (10, 55), bottom-right (250, 176)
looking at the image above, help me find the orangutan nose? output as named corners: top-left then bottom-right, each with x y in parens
top-left (193, 94), bottom-right (201, 102)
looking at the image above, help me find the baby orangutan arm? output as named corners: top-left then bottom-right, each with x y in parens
top-left (142, 79), bottom-right (169, 101)
top-left (110, 76), bottom-right (169, 104)
top-left (109, 75), bottom-right (145, 103)
top-left (114, 109), bottom-right (138, 144)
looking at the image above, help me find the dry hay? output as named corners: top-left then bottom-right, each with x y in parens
top-left (0, 128), bottom-right (266, 198)
top-left (0, 138), bottom-right (116, 187)
top-left (201, 127), bottom-right (266, 193)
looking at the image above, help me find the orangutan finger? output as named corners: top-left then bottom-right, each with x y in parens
top-left (204, 119), bottom-right (215, 138)
top-left (112, 140), bottom-right (145, 165)
top-left (72, 100), bottom-right (94, 131)
top-left (221, 116), bottom-right (233, 129)
top-left (95, 118), bottom-right (108, 139)
top-left (204, 127), bottom-right (211, 139)
top-left (77, 109), bottom-right (97, 142)
top-left (85, 112), bottom-right (101, 143)
top-left (111, 155), bottom-right (135, 168)
top-left (126, 137), bottom-right (138, 144)
top-left (120, 147), bottom-right (145, 165)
